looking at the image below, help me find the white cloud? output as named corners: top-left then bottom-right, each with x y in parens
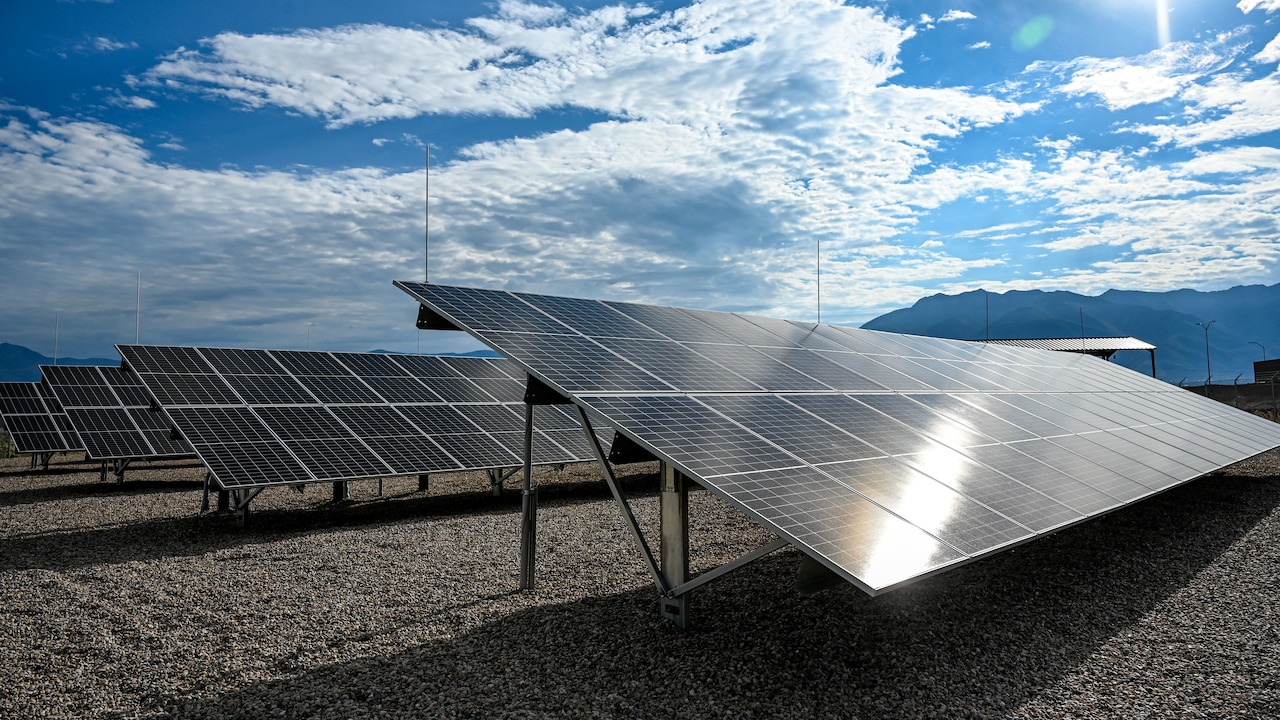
top-left (1238, 0), bottom-right (1280, 12)
top-left (1255, 33), bottom-right (1280, 63)
top-left (939, 10), bottom-right (976, 22)
top-left (968, 41), bottom-right (990, 50)
top-left (93, 37), bottom-right (137, 52)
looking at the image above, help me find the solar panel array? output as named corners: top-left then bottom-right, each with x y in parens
top-left (0, 381), bottom-right (83, 454)
top-left (116, 346), bottom-right (610, 490)
top-left (40, 365), bottom-right (193, 461)
top-left (396, 281), bottom-right (1280, 595)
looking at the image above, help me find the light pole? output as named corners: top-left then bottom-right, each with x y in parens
top-left (1196, 320), bottom-right (1215, 388)
top-left (1248, 341), bottom-right (1266, 361)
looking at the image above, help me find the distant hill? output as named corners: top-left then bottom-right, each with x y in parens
top-left (0, 343), bottom-right (117, 383)
top-left (861, 284), bottom-right (1280, 384)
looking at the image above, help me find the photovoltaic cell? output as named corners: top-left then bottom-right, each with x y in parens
top-left (42, 364), bottom-right (193, 461)
top-left (118, 345), bottom-right (608, 490)
top-left (0, 382), bottom-right (83, 454)
top-left (395, 282), bottom-right (1280, 596)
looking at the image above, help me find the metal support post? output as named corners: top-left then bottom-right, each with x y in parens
top-left (659, 463), bottom-right (690, 627)
top-left (201, 473), bottom-right (211, 513)
top-left (99, 462), bottom-right (108, 483)
top-left (489, 469), bottom-right (503, 497)
top-left (217, 488), bottom-right (230, 512)
top-left (40, 453), bottom-right (52, 471)
top-left (418, 473), bottom-right (430, 492)
top-left (378, 478), bottom-right (384, 497)
top-left (519, 402), bottom-right (538, 590)
top-left (332, 481), bottom-right (350, 502)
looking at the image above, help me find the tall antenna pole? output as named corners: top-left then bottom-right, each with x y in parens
top-left (984, 290), bottom-right (989, 340)
top-left (53, 313), bottom-right (60, 366)
top-left (816, 239), bottom-right (821, 324)
top-left (430, 144), bottom-right (435, 281)
top-left (135, 271), bottom-right (141, 344)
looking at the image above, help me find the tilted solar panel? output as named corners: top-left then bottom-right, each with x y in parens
top-left (116, 346), bottom-right (611, 491)
top-left (40, 365), bottom-right (194, 462)
top-left (395, 281), bottom-right (1280, 596)
top-left (0, 381), bottom-right (84, 454)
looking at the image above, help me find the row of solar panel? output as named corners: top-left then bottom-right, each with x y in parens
top-left (400, 282), bottom-right (1168, 396)
top-left (397, 282), bottom-right (1280, 596)
top-left (114, 346), bottom-right (612, 489)
top-left (0, 381), bottom-right (83, 454)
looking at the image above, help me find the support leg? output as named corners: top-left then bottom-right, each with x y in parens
top-left (418, 473), bottom-right (430, 492)
top-left (519, 402), bottom-right (537, 590)
top-left (659, 463), bottom-right (690, 628)
top-left (217, 488), bottom-right (230, 512)
top-left (201, 473), bottom-right (211, 513)
top-left (332, 481), bottom-right (350, 502)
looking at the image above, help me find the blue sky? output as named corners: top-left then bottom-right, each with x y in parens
top-left (2, 0), bottom-right (1279, 358)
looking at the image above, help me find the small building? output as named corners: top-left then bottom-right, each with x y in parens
top-left (1256, 358), bottom-right (1280, 384)
top-left (981, 336), bottom-right (1157, 377)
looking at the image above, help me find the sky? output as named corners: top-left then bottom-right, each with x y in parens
top-left (2, 0), bottom-right (1279, 358)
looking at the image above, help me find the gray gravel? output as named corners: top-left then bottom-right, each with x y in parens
top-left (1, 450), bottom-right (1278, 719)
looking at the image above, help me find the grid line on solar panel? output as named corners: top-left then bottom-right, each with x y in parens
top-left (361, 436), bottom-right (462, 475)
top-left (895, 446), bottom-right (1083, 532)
top-left (578, 395), bottom-right (801, 478)
top-left (360, 376), bottom-right (441, 403)
top-left (708, 465), bottom-right (966, 591)
top-left (488, 430), bottom-right (585, 464)
top-left (685, 343), bottom-right (829, 391)
top-left (594, 338), bottom-right (763, 392)
top-left (145, 374), bottom-right (243, 406)
top-left (332, 352), bottom-right (412, 377)
top-left (456, 404), bottom-right (524, 433)
top-left (517, 292), bottom-right (668, 340)
top-left (811, 350), bottom-right (936, 392)
top-left (288, 438), bottom-right (393, 480)
top-left (781, 394), bottom-right (943, 458)
top-left (698, 395), bottom-right (883, 465)
top-left (391, 354), bottom-right (464, 378)
top-left (442, 357), bottom-right (519, 379)
top-left (197, 347), bottom-right (288, 375)
top-left (677, 307), bottom-right (802, 348)
top-left (1002, 438), bottom-right (1151, 504)
top-left (198, 441), bottom-right (312, 487)
top-left (961, 442), bottom-right (1123, 515)
top-left (750, 347), bottom-right (888, 392)
top-left (853, 394), bottom-right (999, 450)
top-left (482, 332), bottom-right (674, 394)
top-left (254, 406), bottom-right (354, 441)
top-left (429, 432), bottom-right (522, 468)
top-left (601, 301), bottom-right (740, 344)
top-left (817, 457), bottom-right (1032, 555)
top-left (1048, 433), bottom-right (1180, 492)
top-left (395, 404), bottom-right (484, 435)
top-left (328, 405), bottom-right (425, 438)
top-left (267, 350), bottom-right (354, 376)
top-left (468, 376), bottom-right (525, 402)
top-left (120, 345), bottom-right (215, 374)
top-left (223, 374), bottom-right (317, 404)
top-left (400, 282), bottom-right (577, 334)
top-left (863, 355), bottom-right (978, 392)
top-left (417, 376), bottom-right (498, 403)
top-left (296, 376), bottom-right (383, 404)
top-left (910, 394), bottom-right (1037, 443)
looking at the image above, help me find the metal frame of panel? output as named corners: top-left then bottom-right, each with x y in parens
top-left (116, 345), bottom-right (611, 524)
top-left (396, 281), bottom-right (1280, 628)
top-left (0, 381), bottom-right (84, 469)
top-left (40, 365), bottom-right (195, 482)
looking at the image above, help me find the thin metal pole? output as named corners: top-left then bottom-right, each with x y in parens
top-left (135, 271), bottom-right (141, 344)
top-left (1197, 320), bottom-right (1215, 387)
top-left (430, 144), bottom-right (435, 280)
top-left (53, 313), bottom-right (59, 366)
top-left (1249, 341), bottom-right (1266, 361)
top-left (816, 239), bottom-right (821, 324)
top-left (518, 401), bottom-right (537, 590)
top-left (984, 290), bottom-right (989, 340)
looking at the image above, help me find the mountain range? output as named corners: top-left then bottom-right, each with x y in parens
top-left (861, 284), bottom-right (1280, 384)
top-left (4, 284), bottom-right (1275, 385)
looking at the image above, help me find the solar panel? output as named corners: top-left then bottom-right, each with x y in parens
top-left (0, 381), bottom-right (84, 454)
top-left (117, 346), bottom-right (610, 492)
top-left (396, 281), bottom-right (1280, 598)
top-left (40, 365), bottom-right (193, 461)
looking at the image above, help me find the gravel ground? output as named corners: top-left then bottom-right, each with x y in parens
top-left (1, 449), bottom-right (1278, 719)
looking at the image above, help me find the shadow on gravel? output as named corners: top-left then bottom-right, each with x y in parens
top-left (0, 471), bottom-right (658, 573)
top-left (151, 470), bottom-right (1280, 720)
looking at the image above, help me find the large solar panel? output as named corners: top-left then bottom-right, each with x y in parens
top-left (116, 346), bottom-right (610, 490)
top-left (396, 281), bottom-right (1280, 596)
top-left (40, 365), bottom-right (194, 461)
top-left (0, 381), bottom-right (83, 455)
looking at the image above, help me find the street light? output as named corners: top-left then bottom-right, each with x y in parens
top-left (1196, 320), bottom-right (1216, 388)
top-left (1248, 341), bottom-right (1267, 361)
